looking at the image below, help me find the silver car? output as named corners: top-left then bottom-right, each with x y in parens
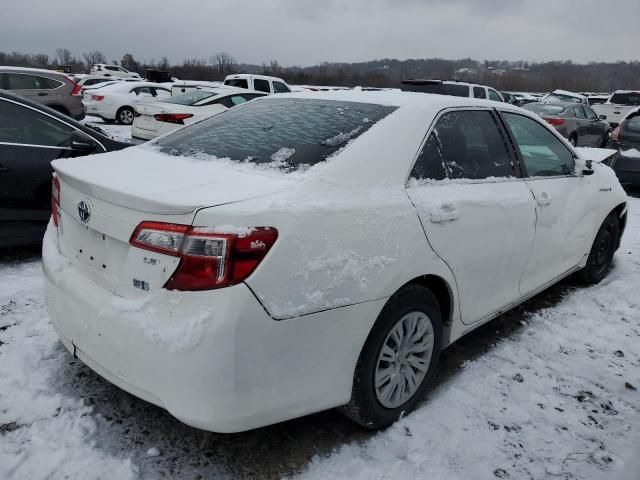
top-left (0, 66), bottom-right (84, 120)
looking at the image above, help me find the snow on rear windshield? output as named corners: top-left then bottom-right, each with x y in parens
top-left (162, 90), bottom-right (216, 106)
top-left (156, 98), bottom-right (397, 172)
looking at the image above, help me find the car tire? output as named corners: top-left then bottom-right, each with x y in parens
top-left (578, 212), bottom-right (620, 285)
top-left (569, 134), bottom-right (578, 147)
top-left (339, 284), bottom-right (442, 429)
top-left (116, 106), bottom-right (134, 125)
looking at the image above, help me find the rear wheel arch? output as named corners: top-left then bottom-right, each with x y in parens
top-left (612, 202), bottom-right (627, 249)
top-left (48, 104), bottom-right (70, 116)
top-left (404, 274), bottom-right (454, 347)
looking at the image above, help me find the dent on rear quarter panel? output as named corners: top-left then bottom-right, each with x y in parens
top-left (193, 183), bottom-right (459, 323)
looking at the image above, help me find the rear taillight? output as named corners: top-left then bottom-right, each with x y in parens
top-left (543, 117), bottom-right (565, 126)
top-left (70, 82), bottom-right (82, 96)
top-left (129, 222), bottom-right (278, 291)
top-left (91, 95), bottom-right (105, 101)
top-left (153, 113), bottom-right (194, 124)
top-left (51, 174), bottom-right (61, 227)
top-left (611, 122), bottom-right (623, 142)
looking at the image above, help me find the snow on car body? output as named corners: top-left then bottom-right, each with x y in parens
top-left (43, 91), bottom-right (628, 433)
top-left (131, 86), bottom-right (266, 140)
top-left (82, 81), bottom-right (172, 125)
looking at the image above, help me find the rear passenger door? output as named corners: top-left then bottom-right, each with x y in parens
top-left (406, 109), bottom-right (536, 325)
top-left (500, 112), bottom-right (596, 295)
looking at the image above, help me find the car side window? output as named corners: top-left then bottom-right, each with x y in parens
top-left (229, 95), bottom-right (248, 106)
top-left (152, 88), bottom-right (171, 98)
top-left (410, 110), bottom-right (515, 181)
top-left (502, 113), bottom-right (575, 177)
top-left (253, 79), bottom-right (271, 93)
top-left (6, 74), bottom-right (59, 90)
top-left (584, 106), bottom-right (599, 120)
top-left (273, 81), bottom-right (290, 93)
top-left (0, 99), bottom-right (75, 147)
top-left (488, 89), bottom-right (502, 101)
top-left (473, 87), bottom-right (487, 99)
top-left (572, 106), bottom-right (586, 119)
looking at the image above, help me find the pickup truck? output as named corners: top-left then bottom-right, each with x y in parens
top-left (593, 90), bottom-right (640, 128)
top-left (223, 74), bottom-right (292, 94)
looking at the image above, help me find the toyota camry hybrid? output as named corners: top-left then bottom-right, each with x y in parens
top-left (43, 91), bottom-right (627, 433)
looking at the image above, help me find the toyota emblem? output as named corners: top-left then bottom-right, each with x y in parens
top-left (77, 200), bottom-right (91, 223)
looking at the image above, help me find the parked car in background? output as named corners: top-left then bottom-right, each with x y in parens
top-left (501, 92), bottom-right (518, 104)
top-left (43, 91), bottom-right (626, 434)
top-left (541, 89), bottom-right (588, 105)
top-left (593, 90), bottom-right (640, 128)
top-left (90, 64), bottom-right (142, 79)
top-left (505, 92), bottom-right (539, 107)
top-left (74, 75), bottom-right (114, 95)
top-left (523, 102), bottom-right (610, 147)
top-left (400, 79), bottom-right (505, 101)
top-left (132, 86), bottom-right (266, 140)
top-left (83, 81), bottom-right (172, 124)
top-left (171, 80), bottom-right (223, 96)
top-left (610, 107), bottom-right (640, 186)
top-left (0, 66), bottom-right (84, 119)
top-left (0, 90), bottom-right (130, 248)
top-left (587, 94), bottom-right (609, 106)
top-left (223, 74), bottom-right (292, 94)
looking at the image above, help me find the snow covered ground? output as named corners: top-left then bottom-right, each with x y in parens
top-left (0, 197), bottom-right (639, 479)
top-left (83, 115), bottom-right (134, 143)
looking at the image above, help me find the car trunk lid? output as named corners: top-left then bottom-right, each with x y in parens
top-left (52, 147), bottom-right (295, 295)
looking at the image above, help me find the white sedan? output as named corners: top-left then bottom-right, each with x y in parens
top-left (44, 91), bottom-right (627, 433)
top-left (82, 81), bottom-right (172, 125)
top-left (131, 87), bottom-right (266, 140)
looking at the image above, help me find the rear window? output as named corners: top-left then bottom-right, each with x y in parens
top-left (156, 98), bottom-right (397, 172)
top-left (610, 93), bottom-right (640, 106)
top-left (544, 93), bottom-right (582, 104)
top-left (162, 90), bottom-right (216, 106)
top-left (523, 103), bottom-right (565, 115)
top-left (401, 83), bottom-right (469, 97)
top-left (225, 79), bottom-right (249, 89)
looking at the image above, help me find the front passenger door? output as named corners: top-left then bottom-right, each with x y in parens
top-left (500, 112), bottom-right (596, 295)
top-left (406, 109), bottom-right (536, 325)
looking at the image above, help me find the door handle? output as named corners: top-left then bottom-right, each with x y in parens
top-left (430, 205), bottom-right (460, 223)
top-left (38, 92), bottom-right (48, 96)
top-left (537, 192), bottom-right (552, 206)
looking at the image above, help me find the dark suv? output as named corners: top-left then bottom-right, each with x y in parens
top-left (0, 66), bottom-right (85, 120)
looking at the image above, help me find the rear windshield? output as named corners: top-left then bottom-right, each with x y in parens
top-left (162, 90), bottom-right (216, 106)
top-left (544, 93), bottom-right (582, 104)
top-left (225, 79), bottom-right (249, 89)
top-left (156, 98), bottom-right (397, 171)
top-left (523, 103), bottom-right (565, 115)
top-left (401, 83), bottom-right (469, 97)
top-left (610, 93), bottom-right (640, 106)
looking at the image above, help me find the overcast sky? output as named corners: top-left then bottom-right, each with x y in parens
top-left (1, 0), bottom-right (638, 66)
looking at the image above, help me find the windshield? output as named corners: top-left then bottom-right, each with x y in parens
top-left (156, 98), bottom-right (397, 172)
top-left (161, 90), bottom-right (217, 106)
top-left (523, 103), bottom-right (566, 115)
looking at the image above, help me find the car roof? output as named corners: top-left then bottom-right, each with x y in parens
top-left (197, 86), bottom-right (264, 95)
top-left (0, 66), bottom-right (71, 78)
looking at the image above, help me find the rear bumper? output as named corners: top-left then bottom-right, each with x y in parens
top-left (43, 226), bottom-right (382, 432)
top-left (131, 123), bottom-right (164, 140)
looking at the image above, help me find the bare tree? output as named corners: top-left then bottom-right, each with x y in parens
top-left (82, 50), bottom-right (106, 71)
top-left (211, 52), bottom-right (235, 75)
top-left (56, 48), bottom-right (73, 65)
top-left (121, 53), bottom-right (140, 73)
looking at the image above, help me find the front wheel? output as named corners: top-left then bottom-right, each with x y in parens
top-left (339, 284), bottom-right (442, 429)
top-left (579, 212), bottom-right (620, 284)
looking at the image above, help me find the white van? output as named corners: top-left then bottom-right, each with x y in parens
top-left (223, 74), bottom-right (291, 94)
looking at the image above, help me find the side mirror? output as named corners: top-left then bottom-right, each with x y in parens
top-left (599, 114), bottom-right (607, 120)
top-left (582, 159), bottom-right (594, 176)
top-left (70, 130), bottom-right (97, 152)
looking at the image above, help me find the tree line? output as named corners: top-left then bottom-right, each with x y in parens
top-left (1, 48), bottom-right (638, 93)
